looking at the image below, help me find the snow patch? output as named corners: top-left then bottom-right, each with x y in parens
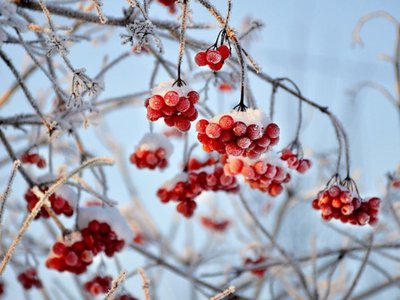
top-left (152, 80), bottom-right (194, 98)
top-left (160, 173), bottom-right (189, 190)
top-left (77, 206), bottom-right (134, 243)
top-left (136, 133), bottom-right (173, 157)
top-left (211, 108), bottom-right (270, 127)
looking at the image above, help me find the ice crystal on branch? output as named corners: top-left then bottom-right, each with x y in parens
top-left (68, 68), bottom-right (102, 108)
top-left (121, 20), bottom-right (162, 52)
top-left (0, 1), bottom-right (27, 47)
top-left (45, 32), bottom-right (69, 57)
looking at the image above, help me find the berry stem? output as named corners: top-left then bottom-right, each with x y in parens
top-left (175, 0), bottom-right (189, 87)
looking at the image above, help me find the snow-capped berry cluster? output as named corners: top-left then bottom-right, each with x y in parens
top-left (157, 0), bottom-right (176, 14)
top-left (191, 165), bottom-right (239, 194)
top-left (195, 45), bottom-right (230, 71)
top-left (223, 152), bottom-right (290, 197)
top-left (244, 256), bottom-right (267, 277)
top-left (145, 82), bottom-right (199, 132)
top-left (130, 133), bottom-right (173, 170)
top-left (24, 185), bottom-right (76, 219)
top-left (17, 268), bottom-right (42, 290)
top-left (200, 216), bottom-right (230, 232)
top-left (46, 233), bottom-right (96, 274)
top-left (157, 163), bottom-right (238, 217)
top-left (280, 148), bottom-right (312, 174)
top-left (84, 275), bottom-right (112, 296)
top-left (20, 152), bottom-right (46, 168)
top-left (312, 185), bottom-right (380, 226)
top-left (196, 109), bottom-right (280, 158)
top-left (46, 207), bottom-right (132, 274)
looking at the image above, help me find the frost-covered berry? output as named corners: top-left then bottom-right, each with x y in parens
top-left (145, 81), bottom-right (200, 132)
top-left (194, 44), bottom-right (230, 72)
top-left (312, 184), bottom-right (380, 226)
top-left (130, 133), bottom-right (173, 170)
top-left (196, 109), bottom-right (280, 158)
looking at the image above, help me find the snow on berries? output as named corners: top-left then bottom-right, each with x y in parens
top-left (20, 152), bottom-right (46, 169)
top-left (84, 275), bottom-right (112, 296)
top-left (223, 152), bottom-right (290, 197)
top-left (244, 256), bottom-right (267, 277)
top-left (280, 148), bottom-right (312, 174)
top-left (157, 158), bottom-right (238, 217)
top-left (196, 109), bottom-right (280, 158)
top-left (24, 184), bottom-right (76, 219)
top-left (46, 207), bottom-right (132, 274)
top-left (312, 184), bottom-right (380, 226)
top-left (145, 81), bottom-right (199, 132)
top-left (195, 45), bottom-right (231, 71)
top-left (17, 268), bottom-right (43, 290)
top-left (130, 133), bottom-right (173, 170)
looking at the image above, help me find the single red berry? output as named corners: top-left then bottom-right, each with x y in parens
top-left (164, 91), bottom-right (180, 106)
top-left (218, 45), bottom-right (230, 60)
top-left (194, 52), bottom-right (207, 66)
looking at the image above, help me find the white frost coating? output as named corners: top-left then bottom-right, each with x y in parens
top-left (77, 206), bottom-right (134, 244)
top-left (211, 108), bottom-right (271, 127)
top-left (136, 133), bottom-right (173, 157)
top-left (36, 173), bottom-right (77, 206)
top-left (57, 185), bottom-right (78, 207)
top-left (152, 80), bottom-right (193, 98)
top-left (160, 173), bottom-right (188, 190)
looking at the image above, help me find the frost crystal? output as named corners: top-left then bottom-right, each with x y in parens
top-left (121, 20), bottom-right (162, 52)
top-left (68, 69), bottom-right (102, 108)
top-left (0, 1), bottom-right (27, 47)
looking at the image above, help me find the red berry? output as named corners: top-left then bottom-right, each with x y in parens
top-left (195, 52), bottom-right (207, 66)
top-left (205, 123), bottom-right (222, 139)
top-left (219, 115), bottom-right (235, 130)
top-left (187, 91), bottom-right (200, 104)
top-left (266, 123), bottom-right (280, 139)
top-left (149, 95), bottom-right (164, 110)
top-left (206, 49), bottom-right (222, 64)
top-left (218, 45), bottom-right (230, 60)
top-left (164, 91), bottom-right (179, 106)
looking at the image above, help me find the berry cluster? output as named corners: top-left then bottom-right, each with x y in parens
top-left (200, 216), bottom-right (230, 232)
top-left (312, 185), bottom-right (380, 226)
top-left (20, 152), bottom-right (46, 169)
top-left (17, 268), bottom-right (43, 290)
top-left (130, 133), bottom-right (173, 170)
top-left (145, 86), bottom-right (199, 132)
top-left (244, 256), bottom-right (267, 277)
top-left (195, 45), bottom-right (230, 71)
top-left (157, 164), bottom-right (238, 218)
top-left (84, 275), bottom-right (112, 296)
top-left (191, 165), bottom-right (239, 193)
top-left (196, 109), bottom-right (280, 158)
top-left (157, 0), bottom-right (176, 14)
top-left (46, 220), bottom-right (126, 274)
top-left (223, 153), bottom-right (290, 197)
top-left (24, 186), bottom-right (75, 219)
top-left (280, 148), bottom-right (312, 174)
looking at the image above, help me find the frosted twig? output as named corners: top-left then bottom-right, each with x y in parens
top-left (210, 286), bottom-right (235, 300)
top-left (0, 157), bottom-right (114, 274)
top-left (138, 268), bottom-right (151, 300)
top-left (104, 270), bottom-right (127, 300)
